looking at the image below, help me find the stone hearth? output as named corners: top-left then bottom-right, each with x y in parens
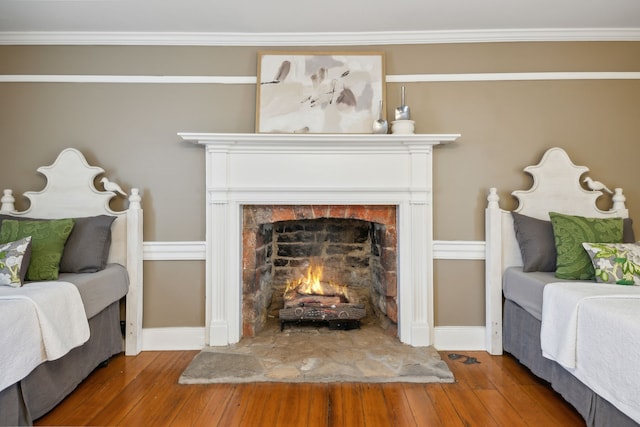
top-left (179, 322), bottom-right (455, 384)
top-left (181, 132), bottom-right (460, 347)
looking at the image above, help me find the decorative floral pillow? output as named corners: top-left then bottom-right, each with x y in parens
top-left (0, 236), bottom-right (32, 287)
top-left (581, 242), bottom-right (640, 286)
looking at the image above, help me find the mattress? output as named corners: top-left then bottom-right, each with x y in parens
top-left (59, 263), bottom-right (129, 318)
top-left (502, 266), bottom-right (573, 320)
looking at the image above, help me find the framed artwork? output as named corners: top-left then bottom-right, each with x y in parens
top-left (256, 51), bottom-right (386, 134)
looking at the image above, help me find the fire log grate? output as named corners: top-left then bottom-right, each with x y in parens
top-left (279, 303), bottom-right (365, 331)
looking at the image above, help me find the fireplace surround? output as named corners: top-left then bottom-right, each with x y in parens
top-left (180, 132), bottom-right (460, 347)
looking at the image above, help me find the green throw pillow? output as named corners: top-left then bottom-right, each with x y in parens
top-left (0, 219), bottom-right (75, 281)
top-left (582, 242), bottom-right (640, 285)
top-left (549, 212), bottom-right (623, 280)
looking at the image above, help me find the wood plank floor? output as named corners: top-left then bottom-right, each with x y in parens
top-left (35, 350), bottom-right (586, 426)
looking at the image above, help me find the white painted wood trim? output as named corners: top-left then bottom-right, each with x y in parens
top-left (433, 240), bottom-right (485, 260)
top-left (142, 327), bottom-right (206, 351)
top-left (485, 196), bottom-right (506, 356)
top-left (183, 133), bottom-right (460, 348)
top-left (143, 241), bottom-right (206, 261)
top-left (142, 240), bottom-right (484, 261)
top-left (125, 193), bottom-right (144, 356)
top-left (2, 72), bottom-right (639, 85)
top-left (140, 326), bottom-right (486, 351)
top-left (433, 326), bottom-right (487, 351)
top-left (0, 75), bottom-right (255, 84)
top-left (387, 72), bottom-right (640, 82)
top-left (1, 28), bottom-right (639, 46)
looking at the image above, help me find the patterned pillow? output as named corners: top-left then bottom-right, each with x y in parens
top-left (549, 212), bottom-right (623, 280)
top-left (582, 242), bottom-right (640, 285)
top-left (0, 219), bottom-right (75, 281)
top-left (0, 236), bottom-right (32, 287)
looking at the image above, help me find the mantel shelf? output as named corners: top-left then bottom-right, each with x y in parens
top-left (179, 132), bottom-right (460, 151)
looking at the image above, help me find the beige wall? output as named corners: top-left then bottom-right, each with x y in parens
top-left (1, 42), bottom-right (639, 328)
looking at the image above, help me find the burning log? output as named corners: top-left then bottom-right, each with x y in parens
top-left (279, 260), bottom-right (366, 330)
top-left (284, 295), bottom-right (342, 308)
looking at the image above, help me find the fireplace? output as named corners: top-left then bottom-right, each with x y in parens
top-left (180, 132), bottom-right (460, 347)
top-left (242, 205), bottom-right (397, 335)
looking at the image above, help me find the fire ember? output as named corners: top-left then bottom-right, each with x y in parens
top-left (279, 262), bottom-right (365, 330)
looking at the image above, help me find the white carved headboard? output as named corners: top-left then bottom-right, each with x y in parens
top-left (484, 147), bottom-right (628, 355)
top-left (0, 148), bottom-right (143, 355)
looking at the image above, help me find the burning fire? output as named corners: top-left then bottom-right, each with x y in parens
top-left (284, 262), bottom-right (350, 302)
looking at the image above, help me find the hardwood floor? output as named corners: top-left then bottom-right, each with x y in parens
top-left (35, 350), bottom-right (586, 426)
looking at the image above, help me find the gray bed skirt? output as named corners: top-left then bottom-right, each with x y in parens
top-left (0, 302), bottom-right (122, 426)
top-left (504, 299), bottom-right (639, 427)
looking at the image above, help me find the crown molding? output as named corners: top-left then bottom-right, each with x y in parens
top-left (2, 72), bottom-right (638, 85)
top-left (0, 28), bottom-right (639, 46)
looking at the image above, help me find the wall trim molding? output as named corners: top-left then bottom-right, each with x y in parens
top-left (143, 241), bottom-right (206, 261)
top-left (0, 75), bottom-right (255, 84)
top-left (1, 28), bottom-right (639, 46)
top-left (433, 240), bottom-right (485, 260)
top-left (2, 72), bottom-right (639, 85)
top-left (141, 325), bottom-right (487, 351)
top-left (143, 240), bottom-right (484, 261)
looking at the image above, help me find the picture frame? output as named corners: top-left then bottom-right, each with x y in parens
top-left (256, 51), bottom-right (386, 134)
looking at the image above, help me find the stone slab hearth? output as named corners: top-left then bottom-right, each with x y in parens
top-left (180, 132), bottom-right (460, 348)
top-left (179, 321), bottom-right (455, 384)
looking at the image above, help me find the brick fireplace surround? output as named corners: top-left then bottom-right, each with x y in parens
top-left (243, 204), bottom-right (398, 337)
top-left (180, 132), bottom-right (460, 347)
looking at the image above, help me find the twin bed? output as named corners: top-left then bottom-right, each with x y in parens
top-left (0, 148), bottom-right (143, 426)
top-left (486, 147), bottom-right (639, 426)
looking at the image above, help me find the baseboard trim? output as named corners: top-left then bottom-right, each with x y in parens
top-left (142, 327), bottom-right (206, 351)
top-left (141, 325), bottom-right (487, 351)
top-left (433, 326), bottom-right (487, 351)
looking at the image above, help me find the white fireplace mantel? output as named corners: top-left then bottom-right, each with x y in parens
top-left (179, 132), bottom-right (460, 347)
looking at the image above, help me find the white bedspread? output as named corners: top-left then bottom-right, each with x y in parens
top-left (0, 281), bottom-right (90, 392)
top-left (541, 282), bottom-right (640, 423)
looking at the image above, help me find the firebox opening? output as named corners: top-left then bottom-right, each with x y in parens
top-left (248, 217), bottom-right (397, 336)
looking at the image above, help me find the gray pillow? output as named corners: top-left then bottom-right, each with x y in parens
top-left (511, 212), bottom-right (635, 273)
top-left (59, 215), bottom-right (116, 273)
top-left (0, 214), bottom-right (116, 274)
top-left (623, 217), bottom-right (636, 243)
top-left (511, 212), bottom-right (557, 272)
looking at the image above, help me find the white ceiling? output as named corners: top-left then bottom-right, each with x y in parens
top-left (1, 0), bottom-right (640, 45)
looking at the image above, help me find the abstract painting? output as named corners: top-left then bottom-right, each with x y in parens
top-left (256, 52), bottom-right (386, 133)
